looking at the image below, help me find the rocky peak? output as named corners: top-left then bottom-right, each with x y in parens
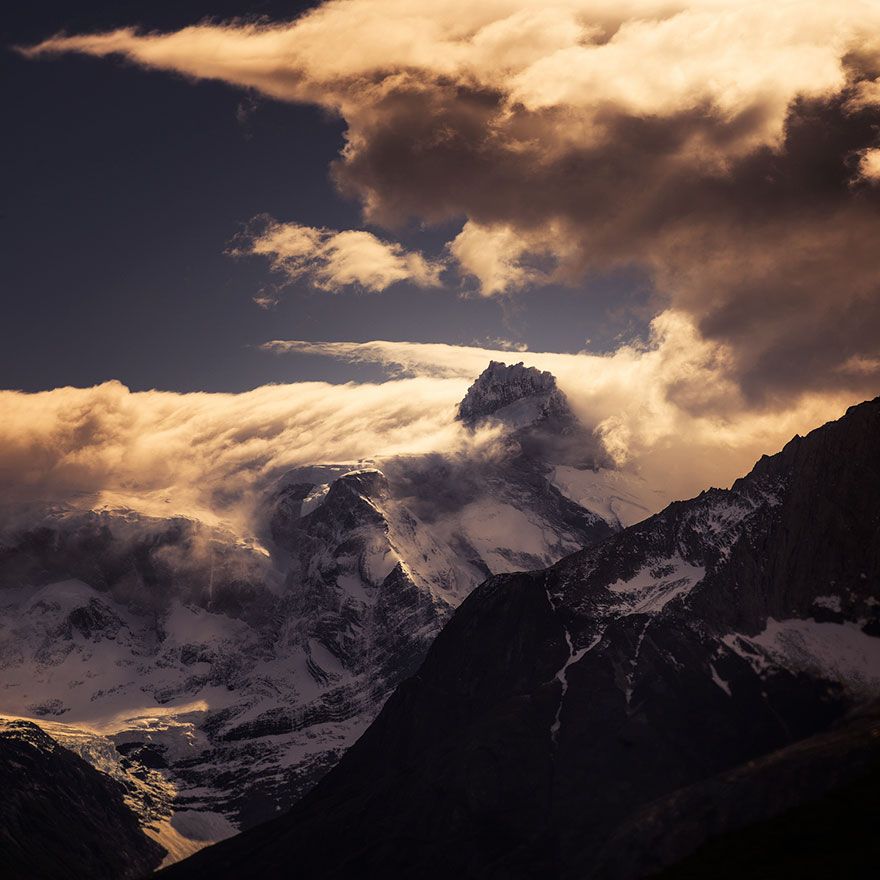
top-left (457, 361), bottom-right (575, 429)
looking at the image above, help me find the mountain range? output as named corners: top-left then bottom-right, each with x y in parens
top-left (159, 393), bottom-right (880, 878)
top-left (2, 367), bottom-right (877, 877)
top-left (0, 363), bottom-right (661, 869)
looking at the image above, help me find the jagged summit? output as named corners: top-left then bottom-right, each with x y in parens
top-left (457, 361), bottom-right (608, 469)
top-left (457, 361), bottom-right (575, 429)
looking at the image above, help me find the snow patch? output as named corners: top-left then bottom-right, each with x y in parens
top-left (308, 639), bottom-right (344, 678)
top-left (724, 618), bottom-right (880, 694)
top-left (487, 395), bottom-right (548, 430)
top-left (551, 466), bottom-right (666, 528)
top-left (545, 586), bottom-right (603, 745)
top-left (163, 600), bottom-right (249, 645)
top-left (300, 484), bottom-right (330, 516)
top-left (336, 572), bottom-right (373, 603)
top-left (148, 811), bottom-right (236, 869)
top-left (608, 557), bottom-right (705, 615)
top-left (710, 664), bottom-right (732, 696)
top-left (813, 594), bottom-right (842, 613)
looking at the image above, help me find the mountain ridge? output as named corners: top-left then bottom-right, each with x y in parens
top-left (0, 718), bottom-right (165, 879)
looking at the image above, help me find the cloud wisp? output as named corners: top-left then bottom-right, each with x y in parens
top-left (231, 216), bottom-right (444, 293)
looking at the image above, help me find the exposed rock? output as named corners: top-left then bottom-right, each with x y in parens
top-left (457, 361), bottom-right (574, 429)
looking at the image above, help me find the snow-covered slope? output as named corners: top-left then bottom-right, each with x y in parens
top-left (550, 465), bottom-right (668, 528)
top-left (0, 362), bottom-right (658, 865)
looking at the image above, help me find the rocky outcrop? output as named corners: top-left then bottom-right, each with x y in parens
top-left (457, 361), bottom-right (574, 428)
top-left (457, 361), bottom-right (603, 467)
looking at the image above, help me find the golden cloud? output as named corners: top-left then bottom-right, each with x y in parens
top-left (263, 310), bottom-right (864, 500)
top-left (232, 215), bottom-right (445, 292)
top-left (0, 377), bottom-right (468, 535)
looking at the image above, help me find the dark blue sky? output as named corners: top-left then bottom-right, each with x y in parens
top-left (2, 2), bottom-right (652, 393)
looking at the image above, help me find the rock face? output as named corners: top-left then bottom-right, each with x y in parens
top-left (457, 361), bottom-right (601, 468)
top-left (0, 363), bottom-right (638, 863)
top-left (162, 397), bottom-right (880, 879)
top-left (0, 719), bottom-right (164, 879)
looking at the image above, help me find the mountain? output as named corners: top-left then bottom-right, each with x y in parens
top-left (0, 718), bottom-right (164, 879)
top-left (458, 360), bottom-right (605, 469)
top-left (0, 363), bottom-right (653, 864)
top-left (457, 360), bottom-right (575, 430)
top-left (160, 396), bottom-right (880, 879)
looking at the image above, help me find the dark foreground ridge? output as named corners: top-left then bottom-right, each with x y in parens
top-left (0, 719), bottom-right (164, 879)
top-left (166, 397), bottom-right (880, 879)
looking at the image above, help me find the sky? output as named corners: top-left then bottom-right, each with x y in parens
top-left (3, 0), bottom-right (652, 394)
top-left (3, 0), bottom-right (880, 522)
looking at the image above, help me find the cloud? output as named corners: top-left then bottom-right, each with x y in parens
top-left (22, 1), bottom-right (880, 403)
top-left (0, 312), bottom-right (869, 540)
top-left (857, 148), bottom-right (880, 183)
top-left (481, 337), bottom-right (528, 352)
top-left (21, 3), bottom-right (870, 148)
top-left (0, 377), bottom-right (470, 537)
top-left (449, 221), bottom-right (539, 295)
top-left (252, 292), bottom-right (281, 310)
top-left (261, 338), bottom-right (510, 378)
top-left (0, 348), bottom-right (860, 546)
top-left (262, 312), bottom-right (866, 501)
top-left (232, 216), bottom-right (444, 293)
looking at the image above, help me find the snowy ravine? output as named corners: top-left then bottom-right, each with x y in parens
top-left (544, 576), bottom-right (607, 746)
top-left (0, 362), bottom-right (662, 862)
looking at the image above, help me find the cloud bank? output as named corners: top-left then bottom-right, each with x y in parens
top-left (1, 309), bottom-right (848, 531)
top-left (264, 313), bottom-right (863, 491)
top-left (0, 312), bottom-right (867, 543)
top-left (0, 378), bottom-right (469, 536)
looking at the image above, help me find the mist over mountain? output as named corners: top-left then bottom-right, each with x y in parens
top-left (0, 364), bottom-right (653, 864)
top-left (3, 371), bottom-right (877, 880)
